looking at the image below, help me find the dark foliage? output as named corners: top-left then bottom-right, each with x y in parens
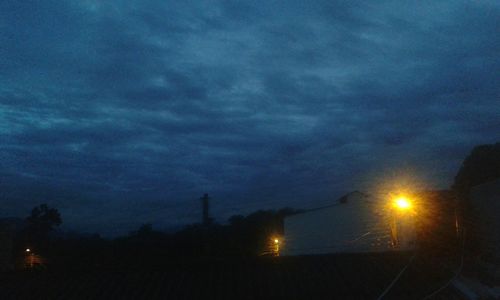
top-left (17, 204), bottom-right (62, 255)
top-left (26, 204), bottom-right (62, 234)
top-left (36, 207), bottom-right (303, 270)
top-left (168, 207), bottom-right (303, 257)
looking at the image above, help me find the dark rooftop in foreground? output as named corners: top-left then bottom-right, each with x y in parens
top-left (0, 252), bottom-right (463, 300)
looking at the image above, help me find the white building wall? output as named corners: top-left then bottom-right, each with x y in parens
top-left (282, 193), bottom-right (416, 256)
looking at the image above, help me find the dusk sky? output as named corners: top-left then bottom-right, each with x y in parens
top-left (1, 1), bottom-right (499, 236)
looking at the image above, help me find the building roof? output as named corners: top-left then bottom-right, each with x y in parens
top-left (288, 190), bottom-right (373, 216)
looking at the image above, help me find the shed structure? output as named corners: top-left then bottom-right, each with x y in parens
top-left (470, 178), bottom-right (500, 265)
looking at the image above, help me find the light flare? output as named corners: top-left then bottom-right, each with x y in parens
top-left (394, 197), bottom-right (412, 210)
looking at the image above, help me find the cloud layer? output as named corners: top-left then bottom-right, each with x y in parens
top-left (1, 0), bottom-right (499, 235)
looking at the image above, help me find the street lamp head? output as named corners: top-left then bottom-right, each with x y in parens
top-left (394, 197), bottom-right (411, 210)
top-left (274, 238), bottom-right (279, 244)
top-left (25, 248), bottom-right (31, 253)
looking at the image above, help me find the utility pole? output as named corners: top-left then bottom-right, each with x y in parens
top-left (199, 193), bottom-right (212, 255)
top-left (200, 193), bottom-right (211, 226)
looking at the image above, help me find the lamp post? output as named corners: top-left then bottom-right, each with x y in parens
top-left (390, 196), bottom-right (413, 248)
top-left (273, 238), bottom-right (280, 256)
top-left (25, 248), bottom-right (34, 268)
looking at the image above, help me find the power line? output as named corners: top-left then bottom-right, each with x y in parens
top-left (420, 229), bottom-right (466, 300)
top-left (377, 254), bottom-right (416, 300)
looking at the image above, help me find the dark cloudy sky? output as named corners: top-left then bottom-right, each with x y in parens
top-left (1, 1), bottom-right (499, 236)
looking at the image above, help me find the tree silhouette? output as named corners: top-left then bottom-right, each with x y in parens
top-left (24, 204), bottom-right (62, 248)
top-left (26, 204), bottom-right (62, 233)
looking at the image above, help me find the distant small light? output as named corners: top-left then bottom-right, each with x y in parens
top-left (25, 248), bottom-right (31, 253)
top-left (274, 239), bottom-right (279, 244)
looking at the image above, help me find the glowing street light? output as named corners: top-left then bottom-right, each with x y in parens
top-left (390, 195), bottom-right (414, 248)
top-left (394, 197), bottom-right (412, 210)
top-left (25, 248), bottom-right (31, 253)
top-left (272, 238), bottom-right (280, 256)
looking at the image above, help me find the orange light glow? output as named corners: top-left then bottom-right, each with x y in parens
top-left (394, 197), bottom-right (411, 210)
